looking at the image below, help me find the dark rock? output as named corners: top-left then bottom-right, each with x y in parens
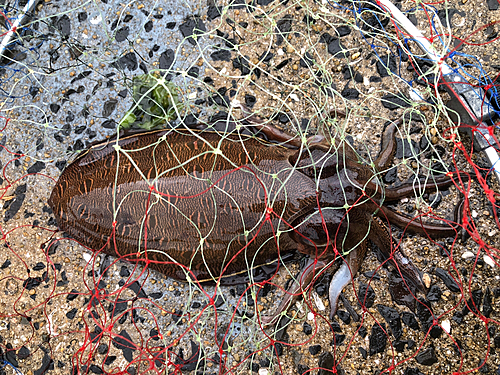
top-left (358, 283), bottom-right (375, 309)
top-left (330, 319), bottom-right (342, 333)
top-left (303, 322), bottom-right (312, 335)
top-left (494, 335), bottom-right (500, 348)
top-left (34, 352), bottom-right (52, 375)
top-left (308, 344), bottom-right (321, 355)
top-left (4, 184), bottom-right (26, 222)
top-left (260, 358), bottom-right (270, 367)
top-left (127, 281), bottom-right (147, 298)
top-left (115, 27), bottom-right (129, 42)
top-left (327, 39), bottom-right (349, 59)
top-left (166, 21), bottom-right (176, 29)
top-left (341, 88), bottom-right (359, 99)
top-left (336, 26), bottom-right (351, 36)
top-left (54, 15), bottom-right (71, 38)
top-left (416, 298), bottom-right (442, 338)
top-left (114, 52), bottom-right (137, 71)
top-left (483, 287), bottom-right (493, 318)
top-left (383, 166), bottom-right (398, 184)
top-left (299, 52), bottom-right (314, 68)
top-left (275, 58), bottom-right (291, 70)
top-left (376, 305), bottom-right (402, 340)
top-left (331, 334), bottom-right (345, 346)
top-left (179, 16), bottom-right (206, 46)
top-left (297, 364), bottom-right (309, 375)
top-left (66, 308), bottom-right (78, 319)
top-left (102, 99), bottom-right (118, 117)
top-left (426, 285), bottom-right (442, 302)
top-left (144, 21), bottom-right (153, 32)
top-left (393, 340), bottom-right (407, 352)
top-left (89, 364), bottom-right (103, 373)
top-left (273, 342), bottom-right (283, 357)
top-left (401, 312), bottom-right (419, 330)
top-left (358, 347), bottom-right (367, 359)
top-left (50, 103), bottom-right (60, 113)
top-left (211, 49), bottom-right (232, 62)
top-left (187, 67), bottom-right (199, 78)
top-left (395, 137), bottom-right (416, 158)
top-left (275, 16), bottom-right (293, 45)
top-left (464, 289), bottom-right (483, 315)
top-left (232, 56), bottom-right (251, 75)
top-left (78, 12), bottom-right (87, 22)
top-left (112, 330), bottom-right (136, 362)
top-left (376, 54), bottom-right (397, 77)
top-left (317, 352), bottom-right (334, 375)
top-left (434, 267), bottom-right (460, 293)
top-left (207, 4), bottom-right (221, 20)
top-left (17, 346), bottom-right (30, 360)
top-left (337, 310), bottom-right (350, 324)
top-left (487, 0), bottom-right (499, 11)
top-left (369, 323), bottom-right (387, 355)
top-left (159, 49), bottom-right (175, 70)
top-left (428, 192), bottom-right (442, 209)
top-left (27, 161), bottom-right (45, 174)
top-left (362, 14), bottom-right (389, 31)
top-left (381, 94), bottom-right (411, 109)
top-left (245, 94), bottom-right (256, 108)
top-left (415, 346), bottom-right (437, 366)
top-left (358, 325), bottom-right (367, 338)
top-left (101, 119), bottom-right (116, 129)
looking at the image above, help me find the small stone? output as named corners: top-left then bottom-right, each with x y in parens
top-left (484, 255), bottom-right (496, 268)
top-left (309, 344), bottom-right (321, 355)
top-left (462, 251), bottom-right (475, 260)
top-left (303, 322), bottom-right (312, 335)
top-left (351, 51), bottom-right (360, 60)
top-left (441, 319), bottom-right (451, 334)
top-left (286, 45), bottom-right (294, 53)
top-left (369, 323), bottom-right (387, 355)
top-left (415, 346), bottom-right (438, 366)
top-left (422, 273), bottom-right (431, 289)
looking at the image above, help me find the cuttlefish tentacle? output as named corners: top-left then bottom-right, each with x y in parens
top-left (376, 199), bottom-right (464, 238)
top-left (368, 216), bottom-right (427, 294)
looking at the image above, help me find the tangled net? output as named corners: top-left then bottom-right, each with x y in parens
top-left (0, 0), bottom-right (499, 374)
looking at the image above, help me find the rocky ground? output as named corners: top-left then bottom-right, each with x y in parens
top-left (0, 0), bottom-right (499, 374)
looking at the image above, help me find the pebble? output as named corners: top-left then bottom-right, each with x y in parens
top-left (351, 51), bottom-right (360, 60)
top-left (484, 255), bottom-right (496, 268)
top-left (422, 273), bottom-right (431, 289)
top-left (312, 292), bottom-right (325, 311)
top-left (462, 251), bottom-right (475, 260)
top-left (441, 319), bottom-right (451, 334)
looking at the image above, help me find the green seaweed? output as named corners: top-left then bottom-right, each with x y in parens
top-left (119, 73), bottom-right (183, 130)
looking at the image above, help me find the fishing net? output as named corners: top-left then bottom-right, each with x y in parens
top-left (0, 0), bottom-right (499, 374)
